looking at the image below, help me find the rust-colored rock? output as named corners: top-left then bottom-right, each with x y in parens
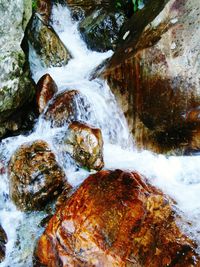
top-left (34, 170), bottom-right (200, 266)
top-left (102, 0), bottom-right (200, 153)
top-left (62, 121), bottom-right (104, 170)
top-left (9, 140), bottom-right (67, 211)
top-left (36, 0), bottom-right (52, 24)
top-left (44, 90), bottom-right (91, 127)
top-left (0, 225), bottom-right (7, 263)
top-left (36, 74), bottom-right (58, 113)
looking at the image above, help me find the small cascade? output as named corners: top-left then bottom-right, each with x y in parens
top-left (0, 3), bottom-right (200, 266)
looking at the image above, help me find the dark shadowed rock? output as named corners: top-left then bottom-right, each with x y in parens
top-left (34, 169), bottom-right (200, 266)
top-left (102, 0), bottom-right (200, 153)
top-left (61, 121), bottom-right (104, 170)
top-left (44, 90), bottom-right (92, 127)
top-left (36, 74), bottom-right (58, 114)
top-left (79, 7), bottom-right (126, 52)
top-left (9, 140), bottom-right (67, 211)
top-left (27, 13), bottom-right (72, 67)
top-left (0, 225), bottom-right (7, 263)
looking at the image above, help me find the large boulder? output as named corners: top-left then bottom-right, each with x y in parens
top-left (27, 13), bottom-right (72, 67)
top-left (9, 140), bottom-right (67, 211)
top-left (60, 121), bottom-right (104, 170)
top-left (36, 74), bottom-right (58, 114)
top-left (44, 90), bottom-right (92, 127)
top-left (102, 0), bottom-right (200, 153)
top-left (0, 225), bottom-right (7, 263)
top-left (79, 7), bottom-right (126, 52)
top-left (34, 169), bottom-right (200, 266)
top-left (0, 0), bottom-right (35, 138)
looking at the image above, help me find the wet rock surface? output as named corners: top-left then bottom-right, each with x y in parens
top-left (0, 0), bottom-right (35, 138)
top-left (102, 0), bottom-right (200, 153)
top-left (61, 121), bottom-right (104, 170)
top-left (44, 90), bottom-right (92, 127)
top-left (36, 0), bottom-right (52, 25)
top-left (36, 74), bottom-right (58, 114)
top-left (34, 169), bottom-right (200, 266)
top-left (79, 7), bottom-right (126, 52)
top-left (0, 225), bottom-right (7, 263)
top-left (9, 140), bottom-right (67, 211)
top-left (27, 13), bottom-right (72, 67)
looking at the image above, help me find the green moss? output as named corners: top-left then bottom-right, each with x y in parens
top-left (32, 0), bottom-right (37, 11)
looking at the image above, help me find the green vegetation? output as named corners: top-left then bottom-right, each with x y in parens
top-left (32, 0), bottom-right (37, 11)
top-left (115, 0), bottom-right (144, 13)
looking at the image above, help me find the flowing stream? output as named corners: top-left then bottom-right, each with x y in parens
top-left (1, 4), bottom-right (200, 266)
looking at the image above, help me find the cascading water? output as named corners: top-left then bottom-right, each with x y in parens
top-left (1, 4), bottom-right (200, 266)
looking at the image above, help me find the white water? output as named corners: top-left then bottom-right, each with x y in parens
top-left (1, 4), bottom-right (200, 266)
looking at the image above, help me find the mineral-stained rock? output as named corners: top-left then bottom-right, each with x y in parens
top-left (44, 90), bottom-right (92, 127)
top-left (61, 121), bottom-right (104, 170)
top-left (27, 13), bottom-right (72, 67)
top-left (102, 0), bottom-right (200, 153)
top-left (9, 140), bottom-right (67, 211)
top-left (36, 0), bottom-right (52, 25)
top-left (36, 74), bottom-right (58, 114)
top-left (0, 0), bottom-right (35, 138)
top-left (79, 7), bottom-right (126, 52)
top-left (0, 225), bottom-right (7, 263)
top-left (34, 170), bottom-right (200, 266)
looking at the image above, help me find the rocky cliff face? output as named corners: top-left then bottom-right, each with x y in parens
top-left (0, 0), bottom-right (35, 138)
top-left (102, 0), bottom-right (200, 153)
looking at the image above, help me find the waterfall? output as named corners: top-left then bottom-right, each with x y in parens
top-left (1, 4), bottom-right (200, 266)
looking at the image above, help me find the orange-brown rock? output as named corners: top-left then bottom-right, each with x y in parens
top-left (9, 140), bottom-right (68, 211)
top-left (102, 0), bottom-right (200, 153)
top-left (44, 90), bottom-right (91, 127)
top-left (36, 74), bottom-right (58, 113)
top-left (36, 0), bottom-right (52, 25)
top-left (0, 225), bottom-right (7, 263)
top-left (34, 170), bottom-right (200, 266)
top-left (61, 121), bottom-right (104, 170)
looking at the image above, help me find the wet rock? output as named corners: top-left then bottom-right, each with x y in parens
top-left (36, 0), bottom-right (52, 25)
top-left (27, 13), bottom-right (72, 67)
top-left (0, 0), bottom-right (35, 138)
top-left (102, 0), bottom-right (200, 153)
top-left (44, 90), bottom-right (92, 127)
top-left (34, 169), bottom-right (200, 266)
top-left (61, 121), bottom-right (104, 170)
top-left (66, 0), bottom-right (111, 16)
top-left (79, 7), bottom-right (126, 52)
top-left (9, 140), bottom-right (67, 211)
top-left (36, 74), bottom-right (58, 114)
top-left (0, 225), bottom-right (7, 263)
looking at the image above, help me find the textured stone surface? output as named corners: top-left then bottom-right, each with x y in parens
top-left (61, 121), bottom-right (104, 170)
top-left (102, 0), bottom-right (200, 153)
top-left (36, 74), bottom-right (58, 114)
top-left (0, 0), bottom-right (35, 136)
top-left (44, 90), bottom-right (92, 127)
top-left (27, 13), bottom-right (72, 67)
top-left (9, 140), bottom-right (67, 211)
top-left (0, 225), bottom-right (7, 263)
top-left (79, 7), bottom-right (126, 52)
top-left (34, 170), bottom-right (200, 266)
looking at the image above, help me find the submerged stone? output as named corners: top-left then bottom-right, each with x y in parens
top-left (9, 140), bottom-right (67, 211)
top-left (34, 169), bottom-right (200, 266)
top-left (44, 90), bottom-right (92, 127)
